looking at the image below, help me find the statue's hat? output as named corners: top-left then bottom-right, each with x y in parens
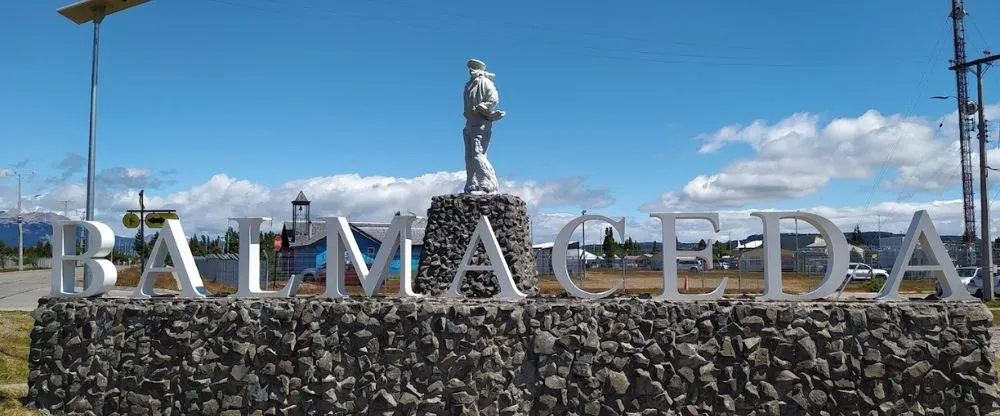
top-left (467, 59), bottom-right (486, 70)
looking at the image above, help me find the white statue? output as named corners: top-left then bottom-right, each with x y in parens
top-left (463, 58), bottom-right (505, 195)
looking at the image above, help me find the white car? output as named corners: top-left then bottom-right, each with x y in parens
top-left (846, 263), bottom-right (889, 281)
top-left (936, 266), bottom-right (1000, 298)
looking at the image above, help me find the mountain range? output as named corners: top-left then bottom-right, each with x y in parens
top-left (0, 210), bottom-right (135, 252)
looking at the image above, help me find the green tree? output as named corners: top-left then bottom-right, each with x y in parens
top-left (134, 229), bottom-right (153, 260)
top-left (148, 232), bottom-right (160, 253)
top-left (188, 235), bottom-right (207, 256)
top-left (0, 241), bottom-right (10, 269)
top-left (225, 227), bottom-right (240, 254)
top-left (849, 225), bottom-right (865, 246)
top-left (650, 241), bottom-right (659, 254)
top-left (602, 227), bottom-right (618, 260)
top-left (259, 230), bottom-right (279, 280)
top-left (619, 237), bottom-right (642, 256)
top-left (207, 236), bottom-right (223, 255)
top-left (697, 239), bottom-right (707, 251)
top-left (712, 240), bottom-right (731, 260)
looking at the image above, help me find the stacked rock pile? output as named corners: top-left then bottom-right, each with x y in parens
top-left (415, 194), bottom-right (538, 297)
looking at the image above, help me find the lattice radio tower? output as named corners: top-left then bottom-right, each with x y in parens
top-left (950, 0), bottom-right (978, 243)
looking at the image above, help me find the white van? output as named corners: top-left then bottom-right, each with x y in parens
top-left (677, 260), bottom-right (703, 272)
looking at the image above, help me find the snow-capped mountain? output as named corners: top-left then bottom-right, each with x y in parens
top-left (0, 210), bottom-right (70, 247)
top-left (0, 210), bottom-right (137, 253)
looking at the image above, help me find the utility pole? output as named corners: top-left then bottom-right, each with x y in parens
top-left (581, 210), bottom-right (587, 280)
top-left (950, 52), bottom-right (1000, 301)
top-left (57, 200), bottom-right (72, 217)
top-left (950, 0), bottom-right (978, 244)
top-left (139, 189), bottom-right (145, 272)
top-left (16, 173), bottom-right (23, 272)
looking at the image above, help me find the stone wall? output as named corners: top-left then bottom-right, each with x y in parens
top-left (27, 298), bottom-right (1000, 415)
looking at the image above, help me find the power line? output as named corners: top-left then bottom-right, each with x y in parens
top-left (370, 0), bottom-right (779, 53)
top-left (965, 0), bottom-right (992, 53)
top-left (368, 0), bottom-right (936, 60)
top-left (201, 0), bottom-right (937, 69)
top-left (861, 17), bottom-right (950, 214)
top-left (55, 200), bottom-right (72, 217)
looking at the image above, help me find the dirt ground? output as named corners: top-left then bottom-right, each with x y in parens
top-left (268, 268), bottom-right (935, 296)
top-left (537, 269), bottom-right (935, 296)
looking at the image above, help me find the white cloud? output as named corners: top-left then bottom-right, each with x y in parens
top-left (52, 153), bottom-right (84, 183)
top-left (97, 167), bottom-right (162, 189)
top-left (33, 170), bottom-right (616, 237)
top-left (562, 198), bottom-right (994, 245)
top-left (648, 106), bottom-right (1000, 210)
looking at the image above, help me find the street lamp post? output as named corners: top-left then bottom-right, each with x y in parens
top-left (15, 173), bottom-right (23, 272)
top-left (3, 170), bottom-right (27, 271)
top-left (59, 0), bottom-right (151, 287)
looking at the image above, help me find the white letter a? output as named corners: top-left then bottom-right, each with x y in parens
top-left (134, 219), bottom-right (208, 298)
top-left (876, 210), bottom-right (973, 301)
top-left (446, 216), bottom-right (526, 299)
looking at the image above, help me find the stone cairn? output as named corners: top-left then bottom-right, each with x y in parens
top-left (415, 193), bottom-right (539, 297)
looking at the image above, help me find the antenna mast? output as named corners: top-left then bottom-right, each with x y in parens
top-left (950, 0), bottom-right (978, 243)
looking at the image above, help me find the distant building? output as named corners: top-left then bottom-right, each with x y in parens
top-left (533, 241), bottom-right (600, 276)
top-left (625, 254), bottom-right (652, 269)
top-left (278, 192), bottom-right (426, 277)
top-left (878, 236), bottom-right (937, 271)
top-left (735, 240), bottom-right (763, 251)
top-left (739, 247), bottom-right (796, 272)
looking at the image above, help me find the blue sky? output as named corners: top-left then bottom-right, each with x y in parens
top-left (3, 0), bottom-right (1000, 242)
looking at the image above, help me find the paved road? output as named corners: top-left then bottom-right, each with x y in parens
top-left (0, 267), bottom-right (134, 311)
top-left (0, 268), bottom-right (68, 311)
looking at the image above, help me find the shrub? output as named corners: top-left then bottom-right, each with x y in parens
top-left (866, 276), bottom-right (886, 292)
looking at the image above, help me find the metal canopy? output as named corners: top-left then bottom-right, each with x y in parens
top-left (57, 0), bottom-right (151, 24)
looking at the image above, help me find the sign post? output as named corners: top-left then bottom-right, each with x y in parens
top-left (122, 190), bottom-right (178, 272)
top-left (273, 235), bottom-right (282, 285)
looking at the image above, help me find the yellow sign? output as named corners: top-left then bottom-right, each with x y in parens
top-left (122, 213), bottom-right (141, 229)
top-left (144, 212), bottom-right (179, 229)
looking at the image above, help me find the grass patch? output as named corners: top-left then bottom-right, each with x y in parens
top-left (115, 267), bottom-right (235, 295)
top-left (534, 270), bottom-right (938, 296)
top-left (0, 311), bottom-right (36, 416)
top-left (995, 358), bottom-right (1000, 391)
top-left (0, 312), bottom-right (31, 385)
top-left (0, 384), bottom-right (37, 416)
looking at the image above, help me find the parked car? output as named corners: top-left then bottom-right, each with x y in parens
top-left (301, 266), bottom-right (321, 282)
top-left (846, 262), bottom-right (889, 281)
top-left (935, 266), bottom-right (1000, 298)
top-left (678, 260), bottom-right (703, 272)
